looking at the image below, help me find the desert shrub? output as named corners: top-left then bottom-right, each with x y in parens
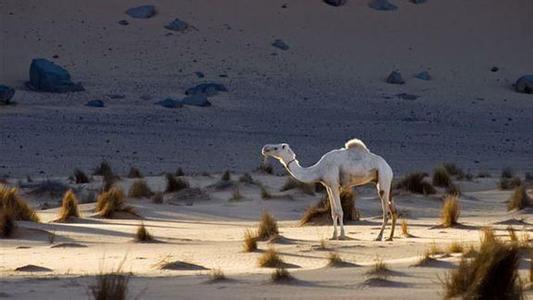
top-left (257, 211), bottom-right (279, 240)
top-left (135, 223), bottom-right (153, 242)
top-left (442, 240), bottom-right (523, 299)
top-left (93, 160), bottom-right (114, 177)
top-left (0, 212), bottom-right (15, 238)
top-left (501, 167), bottom-right (514, 179)
top-left (271, 268), bottom-right (292, 282)
top-left (175, 168), bottom-right (184, 177)
top-left (0, 185), bottom-right (39, 222)
top-left (507, 185), bottom-right (531, 211)
top-left (432, 166), bottom-right (452, 187)
top-left (443, 163), bottom-right (464, 178)
top-left (366, 256), bottom-right (391, 278)
top-left (280, 177), bottom-right (314, 195)
top-left (128, 180), bottom-right (153, 198)
top-left (428, 242), bottom-right (445, 255)
top-left (229, 186), bottom-right (243, 202)
top-left (208, 268), bottom-right (226, 282)
top-left (239, 173), bottom-right (255, 184)
top-left (90, 265), bottom-right (129, 300)
top-left (73, 168), bottom-right (90, 184)
top-left (395, 173), bottom-right (436, 195)
top-left (300, 189), bottom-right (357, 225)
top-left (152, 192), bottom-right (163, 204)
top-left (327, 252), bottom-right (344, 267)
top-left (499, 177), bottom-right (522, 190)
top-left (441, 195), bottom-right (460, 227)
top-left (221, 170), bottom-right (231, 182)
top-left (448, 242), bottom-right (464, 253)
top-left (243, 229), bottom-right (258, 252)
top-left (258, 247), bottom-right (284, 268)
top-left (165, 173), bottom-right (188, 193)
top-left (56, 190), bottom-right (80, 222)
top-left (127, 167), bottom-right (142, 178)
top-left (95, 187), bottom-right (135, 218)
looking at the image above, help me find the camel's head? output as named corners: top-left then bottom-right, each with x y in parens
top-left (261, 143), bottom-right (295, 161)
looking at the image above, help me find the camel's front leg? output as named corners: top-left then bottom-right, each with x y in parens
top-left (325, 187), bottom-right (338, 240)
top-left (330, 187), bottom-right (346, 240)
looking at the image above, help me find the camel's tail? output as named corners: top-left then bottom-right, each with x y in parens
top-left (344, 138), bottom-right (369, 152)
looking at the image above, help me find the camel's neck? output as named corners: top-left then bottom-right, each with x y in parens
top-left (281, 157), bottom-right (322, 184)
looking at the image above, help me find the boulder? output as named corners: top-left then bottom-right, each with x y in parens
top-left (386, 70), bottom-right (404, 84)
top-left (27, 59), bottom-right (84, 93)
top-left (156, 98), bottom-right (183, 109)
top-left (180, 95), bottom-right (211, 107)
top-left (272, 39), bottom-right (290, 50)
top-left (414, 71), bottom-right (431, 81)
top-left (0, 85), bottom-right (15, 105)
top-left (118, 20), bottom-right (129, 26)
top-left (324, 0), bottom-right (347, 6)
top-left (185, 83), bottom-right (227, 97)
top-left (515, 75), bottom-right (533, 94)
top-left (86, 100), bottom-right (105, 108)
top-left (369, 0), bottom-right (397, 11)
top-left (125, 5), bottom-right (156, 19)
top-left (165, 18), bottom-right (189, 31)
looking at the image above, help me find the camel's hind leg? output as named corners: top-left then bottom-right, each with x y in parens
top-left (375, 183), bottom-right (388, 241)
top-left (386, 187), bottom-right (397, 241)
top-left (325, 186), bottom-right (339, 240)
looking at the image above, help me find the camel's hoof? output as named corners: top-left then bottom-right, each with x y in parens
top-left (385, 237), bottom-right (393, 242)
top-left (374, 236), bottom-right (383, 241)
top-left (338, 235), bottom-right (348, 240)
top-left (329, 237), bottom-right (338, 241)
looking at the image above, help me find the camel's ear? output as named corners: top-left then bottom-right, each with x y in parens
top-left (282, 144), bottom-right (288, 149)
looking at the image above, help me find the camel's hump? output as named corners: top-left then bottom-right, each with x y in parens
top-left (344, 138), bottom-right (369, 152)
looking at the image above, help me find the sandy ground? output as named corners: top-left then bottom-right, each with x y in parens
top-left (0, 173), bottom-right (531, 299)
top-left (1, 0), bottom-right (533, 177)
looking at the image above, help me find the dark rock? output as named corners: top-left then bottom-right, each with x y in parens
top-left (324, 0), bottom-right (347, 6)
top-left (107, 94), bottom-right (125, 99)
top-left (272, 39), bottom-right (290, 50)
top-left (180, 95), bottom-right (211, 107)
top-left (368, 0), bottom-right (397, 11)
top-left (118, 20), bottom-right (129, 25)
top-left (515, 75), bottom-right (533, 94)
top-left (386, 70), bottom-right (404, 84)
top-left (165, 18), bottom-right (189, 31)
top-left (185, 83), bottom-right (227, 97)
top-left (396, 93), bottom-right (419, 100)
top-left (410, 0), bottom-right (427, 3)
top-left (414, 71), bottom-right (431, 81)
top-left (282, 3), bottom-right (288, 8)
top-left (86, 100), bottom-right (105, 108)
top-left (155, 98), bottom-right (182, 109)
top-left (0, 85), bottom-right (15, 105)
top-left (194, 71), bottom-right (205, 78)
top-left (490, 66), bottom-right (499, 72)
top-left (126, 5), bottom-right (156, 19)
top-left (26, 59), bottom-right (84, 93)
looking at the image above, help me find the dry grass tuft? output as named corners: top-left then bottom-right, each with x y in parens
top-left (56, 190), bottom-right (80, 222)
top-left (95, 187), bottom-right (136, 218)
top-left (443, 163), bottom-right (464, 177)
top-left (401, 219), bottom-right (409, 237)
top-left (243, 229), bottom-right (258, 252)
top-left (258, 247), bottom-right (284, 268)
top-left (208, 268), bottom-right (226, 282)
top-left (257, 161), bottom-right (273, 174)
top-left (271, 268), bottom-right (292, 283)
top-left (507, 226), bottom-right (518, 243)
top-left (228, 186), bottom-right (243, 202)
top-left (0, 185), bottom-right (39, 222)
top-left (127, 167), bottom-right (143, 178)
top-left (257, 211), bottom-right (279, 240)
top-left (507, 185), bottom-right (531, 211)
top-left (441, 195), bottom-right (460, 227)
top-left (480, 227), bottom-right (498, 247)
top-left (0, 211), bottom-right (16, 238)
top-left (327, 252), bottom-right (344, 267)
top-left (128, 180), bottom-right (153, 198)
top-left (239, 173), bottom-right (255, 184)
top-left (165, 173), bottom-right (189, 193)
top-left (413, 251), bottom-right (437, 267)
top-left (135, 223), bottom-right (153, 242)
top-left (445, 182), bottom-right (462, 196)
top-left (175, 168), bottom-right (185, 177)
top-left (93, 160), bottom-right (114, 177)
top-left (499, 176), bottom-right (522, 190)
top-left (221, 170), bottom-right (231, 182)
top-left (366, 256), bottom-right (391, 278)
top-left (501, 167), bottom-right (514, 179)
top-left (442, 239), bottom-right (523, 299)
top-left (300, 189), bottom-right (358, 225)
top-left (151, 192), bottom-right (163, 204)
top-left (260, 185), bottom-right (272, 199)
top-left (448, 241), bottom-right (464, 254)
top-left (428, 242), bottom-right (446, 256)
top-left (318, 239), bottom-right (329, 250)
top-left (395, 173), bottom-right (436, 195)
top-left (432, 166), bottom-right (452, 188)
top-left (90, 261), bottom-right (130, 300)
top-left (280, 177), bottom-right (314, 195)
top-left (73, 168), bottom-right (90, 184)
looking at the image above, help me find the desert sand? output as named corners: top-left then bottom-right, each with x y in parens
top-left (0, 171), bottom-right (532, 299)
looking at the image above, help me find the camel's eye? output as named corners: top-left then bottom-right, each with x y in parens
top-left (282, 145), bottom-right (286, 149)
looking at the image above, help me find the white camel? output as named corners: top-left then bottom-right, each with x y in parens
top-left (261, 138), bottom-right (396, 241)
